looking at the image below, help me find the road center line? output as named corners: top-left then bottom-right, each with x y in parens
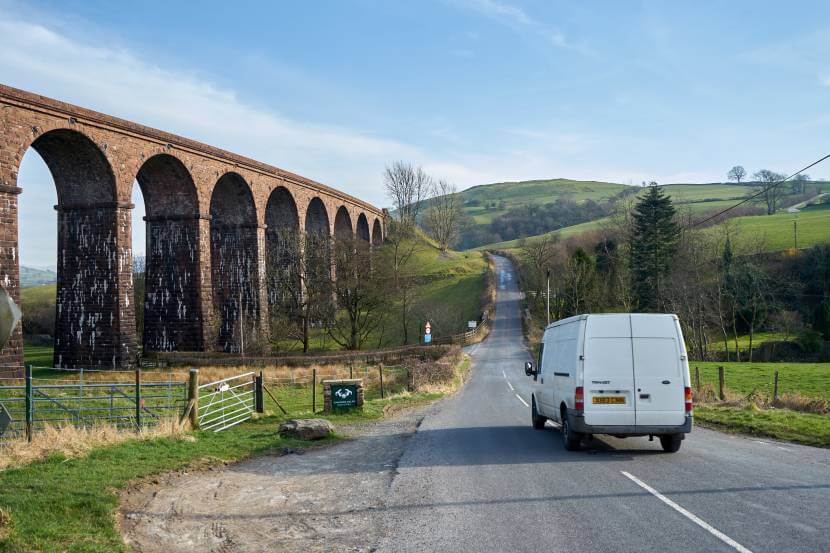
top-left (621, 471), bottom-right (753, 553)
top-left (514, 393), bottom-right (529, 407)
top-left (507, 381), bottom-right (514, 391)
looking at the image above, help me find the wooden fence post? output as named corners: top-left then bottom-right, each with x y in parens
top-left (718, 366), bottom-right (725, 401)
top-left (188, 368), bottom-right (199, 430)
top-left (379, 363), bottom-right (385, 399)
top-left (694, 367), bottom-right (700, 396)
top-left (773, 370), bottom-right (779, 404)
top-left (312, 368), bottom-right (317, 413)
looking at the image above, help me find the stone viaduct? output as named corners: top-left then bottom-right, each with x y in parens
top-left (0, 84), bottom-right (385, 376)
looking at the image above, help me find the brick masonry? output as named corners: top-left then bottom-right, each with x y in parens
top-left (0, 84), bottom-right (385, 375)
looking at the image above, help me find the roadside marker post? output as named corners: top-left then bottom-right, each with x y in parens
top-left (379, 363), bottom-right (385, 399)
top-left (718, 366), bottom-right (725, 401)
top-left (694, 367), bottom-right (700, 397)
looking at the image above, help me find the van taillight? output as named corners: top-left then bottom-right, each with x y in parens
top-left (575, 387), bottom-right (584, 412)
top-left (685, 387), bottom-right (693, 413)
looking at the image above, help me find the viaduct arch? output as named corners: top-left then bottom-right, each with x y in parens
top-left (0, 84), bottom-right (385, 375)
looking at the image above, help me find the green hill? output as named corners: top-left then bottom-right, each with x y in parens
top-left (463, 179), bottom-right (830, 252)
top-left (20, 266), bottom-right (57, 288)
top-left (451, 178), bottom-right (800, 249)
top-left (480, 193), bottom-right (830, 254)
top-left (459, 178), bottom-right (627, 224)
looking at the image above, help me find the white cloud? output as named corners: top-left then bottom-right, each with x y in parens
top-left (0, 15), bottom-right (419, 208)
top-left (453, 0), bottom-right (587, 55)
top-left (462, 0), bottom-right (533, 26)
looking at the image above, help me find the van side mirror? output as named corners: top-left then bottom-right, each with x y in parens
top-left (524, 362), bottom-right (535, 376)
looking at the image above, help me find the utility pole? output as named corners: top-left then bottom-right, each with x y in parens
top-left (546, 269), bottom-right (551, 326)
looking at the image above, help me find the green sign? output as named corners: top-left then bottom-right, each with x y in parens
top-left (331, 384), bottom-right (358, 410)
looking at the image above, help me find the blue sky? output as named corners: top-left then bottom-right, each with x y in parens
top-left (2, 0), bottom-right (830, 266)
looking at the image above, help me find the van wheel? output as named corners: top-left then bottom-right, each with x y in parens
top-left (660, 434), bottom-right (682, 453)
top-left (531, 399), bottom-right (547, 429)
top-left (561, 416), bottom-right (582, 451)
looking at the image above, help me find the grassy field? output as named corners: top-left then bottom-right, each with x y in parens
top-left (690, 361), bottom-right (830, 447)
top-left (478, 197), bottom-right (830, 254)
top-left (706, 332), bottom-right (791, 353)
top-left (24, 345), bottom-right (53, 367)
top-left (692, 361), bottom-right (830, 400)
top-left (21, 283), bottom-right (54, 304)
top-left (704, 202), bottom-right (830, 252)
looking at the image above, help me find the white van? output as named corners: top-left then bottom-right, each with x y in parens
top-left (524, 313), bottom-right (692, 452)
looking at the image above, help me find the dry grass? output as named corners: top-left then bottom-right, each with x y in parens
top-left (0, 507), bottom-right (10, 541)
top-left (694, 383), bottom-right (830, 414)
top-left (0, 418), bottom-right (187, 472)
top-left (14, 364), bottom-right (358, 389)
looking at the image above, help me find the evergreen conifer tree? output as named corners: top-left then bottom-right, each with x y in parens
top-left (629, 185), bottom-right (679, 311)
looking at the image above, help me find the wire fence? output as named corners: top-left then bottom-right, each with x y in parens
top-left (262, 364), bottom-right (411, 415)
top-left (0, 353), bottom-right (458, 444)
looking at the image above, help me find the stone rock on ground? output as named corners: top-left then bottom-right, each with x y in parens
top-left (278, 418), bottom-right (334, 440)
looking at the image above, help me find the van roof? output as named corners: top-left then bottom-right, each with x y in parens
top-left (544, 313), bottom-right (678, 330)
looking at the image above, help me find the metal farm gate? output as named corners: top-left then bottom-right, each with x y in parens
top-left (197, 372), bottom-right (257, 432)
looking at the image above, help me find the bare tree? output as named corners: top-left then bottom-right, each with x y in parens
top-left (327, 235), bottom-right (386, 350)
top-left (727, 165), bottom-right (746, 184)
top-left (752, 169), bottom-right (786, 215)
top-left (266, 229), bottom-right (334, 352)
top-left (424, 180), bottom-right (462, 252)
top-left (384, 161), bottom-right (433, 227)
top-left (375, 219), bottom-right (422, 345)
top-left (791, 173), bottom-right (810, 195)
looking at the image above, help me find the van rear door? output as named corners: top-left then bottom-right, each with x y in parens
top-left (583, 316), bottom-right (635, 427)
top-left (631, 315), bottom-right (686, 426)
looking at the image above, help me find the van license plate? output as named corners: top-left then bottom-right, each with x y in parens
top-left (592, 396), bottom-right (625, 405)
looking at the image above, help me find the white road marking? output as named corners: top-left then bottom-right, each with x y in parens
top-left (515, 394), bottom-right (529, 407)
top-left (502, 370), bottom-right (507, 379)
top-left (507, 381), bottom-right (514, 391)
top-left (621, 471), bottom-right (753, 553)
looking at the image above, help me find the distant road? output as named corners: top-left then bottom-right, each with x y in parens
top-left (377, 255), bottom-right (830, 553)
top-left (787, 192), bottom-right (830, 212)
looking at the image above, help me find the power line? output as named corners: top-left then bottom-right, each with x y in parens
top-left (688, 153), bottom-right (830, 228)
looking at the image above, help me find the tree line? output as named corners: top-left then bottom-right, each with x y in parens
top-left (514, 185), bottom-right (830, 362)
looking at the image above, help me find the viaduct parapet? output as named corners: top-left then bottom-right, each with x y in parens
top-left (0, 84), bottom-right (385, 375)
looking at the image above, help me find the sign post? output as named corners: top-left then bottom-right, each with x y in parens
top-left (322, 379), bottom-right (364, 412)
top-left (424, 321), bottom-right (432, 344)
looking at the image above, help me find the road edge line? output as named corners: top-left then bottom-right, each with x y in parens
top-left (620, 471), bottom-right (753, 553)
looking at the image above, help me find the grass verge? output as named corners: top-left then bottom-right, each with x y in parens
top-left (695, 406), bottom-right (830, 448)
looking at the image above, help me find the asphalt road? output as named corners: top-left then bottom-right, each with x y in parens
top-left (376, 255), bottom-right (830, 553)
